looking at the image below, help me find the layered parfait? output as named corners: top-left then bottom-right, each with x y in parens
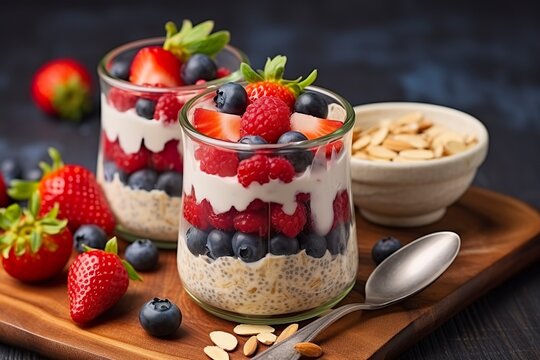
top-left (97, 21), bottom-right (245, 244)
top-left (177, 56), bottom-right (358, 321)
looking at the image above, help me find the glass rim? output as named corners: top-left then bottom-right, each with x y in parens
top-left (97, 37), bottom-right (247, 93)
top-left (179, 84), bottom-right (356, 150)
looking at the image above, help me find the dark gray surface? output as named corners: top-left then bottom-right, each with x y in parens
top-left (1, 1), bottom-right (539, 359)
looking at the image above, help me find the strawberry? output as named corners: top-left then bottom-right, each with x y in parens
top-left (0, 193), bottom-right (72, 282)
top-left (150, 140), bottom-right (182, 172)
top-left (240, 56), bottom-right (317, 108)
top-left (31, 58), bottom-right (92, 121)
top-left (129, 47), bottom-right (182, 87)
top-left (154, 93), bottom-right (184, 124)
top-left (193, 108), bottom-right (241, 142)
top-left (8, 148), bottom-right (116, 234)
top-left (290, 112), bottom-right (343, 139)
top-left (68, 237), bottom-right (141, 324)
top-left (0, 173), bottom-right (8, 207)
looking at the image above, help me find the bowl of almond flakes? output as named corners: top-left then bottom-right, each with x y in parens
top-left (350, 102), bottom-right (488, 227)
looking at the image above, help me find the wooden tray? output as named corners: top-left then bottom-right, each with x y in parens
top-left (1, 187), bottom-right (539, 360)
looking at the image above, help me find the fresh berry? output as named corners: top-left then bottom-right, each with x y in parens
top-left (232, 232), bottom-right (266, 263)
top-left (214, 83), bottom-right (248, 115)
top-left (186, 227), bottom-right (209, 256)
top-left (135, 98), bottom-right (157, 119)
top-left (129, 47), bottom-right (182, 87)
top-left (150, 140), bottom-right (182, 172)
top-left (240, 56), bottom-right (317, 108)
top-left (208, 207), bottom-right (237, 231)
top-left (107, 87), bottom-right (137, 112)
top-left (296, 192), bottom-right (311, 203)
top-left (271, 203), bottom-right (307, 238)
top-left (372, 236), bottom-right (402, 264)
top-left (154, 93), bottom-right (184, 124)
top-left (109, 59), bottom-right (132, 81)
top-left (294, 92), bottom-right (328, 118)
top-left (238, 135), bottom-right (267, 160)
top-left (182, 54), bottom-right (217, 85)
top-left (268, 157), bottom-right (295, 183)
top-left (1, 158), bottom-right (23, 184)
top-left (216, 67), bottom-right (231, 78)
top-left (182, 193), bottom-right (211, 230)
top-left (31, 58), bottom-right (92, 121)
top-left (237, 154), bottom-right (271, 187)
top-left (8, 148), bottom-right (116, 234)
top-left (269, 234), bottom-right (299, 256)
top-left (103, 161), bottom-right (127, 184)
top-left (193, 108), bottom-right (241, 142)
top-left (276, 131), bottom-right (315, 172)
top-left (290, 113), bottom-right (343, 140)
top-left (240, 96), bottom-right (291, 143)
top-left (0, 194), bottom-right (72, 282)
top-left (23, 168), bottom-right (43, 182)
top-left (125, 239), bottom-right (159, 271)
top-left (73, 225), bottom-right (107, 253)
top-left (246, 199), bottom-right (267, 211)
top-left (206, 230), bottom-right (234, 259)
top-left (333, 190), bottom-right (351, 226)
top-left (105, 139), bottom-right (150, 174)
top-left (233, 208), bottom-right (269, 237)
top-left (0, 174), bottom-right (8, 207)
top-left (298, 233), bottom-right (327, 258)
top-left (326, 224), bottom-right (350, 255)
top-left (195, 145), bottom-right (239, 177)
top-left (128, 169), bottom-right (157, 191)
top-left (139, 298), bottom-right (182, 337)
top-left (155, 171), bottom-right (182, 197)
top-left (276, 130), bottom-right (307, 144)
top-left (68, 238), bottom-right (141, 324)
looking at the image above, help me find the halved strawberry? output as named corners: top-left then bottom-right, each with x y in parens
top-left (193, 108), bottom-right (240, 142)
top-left (290, 112), bottom-right (343, 140)
top-left (129, 47), bottom-right (182, 87)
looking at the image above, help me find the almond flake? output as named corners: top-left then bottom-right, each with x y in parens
top-left (243, 336), bottom-right (258, 357)
top-left (294, 342), bottom-right (323, 358)
top-left (444, 140), bottom-right (467, 156)
top-left (209, 331), bottom-right (238, 351)
top-left (393, 134), bottom-right (428, 149)
top-left (432, 132), bottom-right (464, 148)
top-left (382, 138), bottom-right (414, 152)
top-left (352, 135), bottom-right (371, 151)
top-left (367, 146), bottom-right (397, 160)
top-left (399, 149), bottom-right (435, 160)
top-left (276, 323), bottom-right (299, 343)
top-left (394, 111), bottom-right (423, 125)
top-left (256, 332), bottom-right (277, 345)
top-left (204, 346), bottom-right (229, 360)
top-left (369, 127), bottom-right (389, 146)
top-left (233, 324), bottom-right (275, 336)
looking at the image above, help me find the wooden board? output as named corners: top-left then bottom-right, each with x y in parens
top-left (0, 187), bottom-right (539, 360)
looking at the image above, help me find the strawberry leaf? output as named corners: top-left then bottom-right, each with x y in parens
top-left (30, 230), bottom-right (42, 253)
top-left (240, 63), bottom-right (264, 83)
top-left (4, 205), bottom-right (21, 225)
top-left (7, 180), bottom-right (38, 201)
top-left (104, 237), bottom-right (118, 255)
top-left (1, 246), bottom-right (10, 259)
top-left (29, 191), bottom-right (40, 218)
top-left (122, 259), bottom-right (143, 281)
top-left (183, 20), bottom-right (214, 43)
top-left (43, 203), bottom-right (60, 220)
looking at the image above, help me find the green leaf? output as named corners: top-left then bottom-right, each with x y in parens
top-left (4, 205), bottom-right (22, 225)
top-left (104, 237), bottom-right (118, 255)
top-left (82, 244), bottom-right (93, 252)
top-left (122, 260), bottom-right (143, 281)
top-left (178, 19), bottom-right (193, 38)
top-left (29, 191), bottom-right (40, 218)
top-left (30, 230), bottom-right (42, 253)
top-left (43, 203), bottom-right (60, 220)
top-left (240, 63), bottom-right (264, 83)
top-left (182, 31), bottom-right (230, 57)
top-left (1, 246), bottom-right (11, 259)
top-left (183, 20), bottom-right (214, 43)
top-left (7, 180), bottom-right (38, 201)
top-left (297, 69), bottom-right (318, 90)
top-left (48, 147), bottom-right (64, 172)
top-left (164, 21), bottom-right (178, 39)
top-left (15, 237), bottom-right (26, 256)
top-left (0, 233), bottom-right (15, 246)
top-left (39, 161), bottom-right (51, 174)
top-left (42, 220), bottom-right (67, 235)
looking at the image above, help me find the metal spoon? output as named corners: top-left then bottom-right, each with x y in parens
top-left (252, 231), bottom-right (461, 360)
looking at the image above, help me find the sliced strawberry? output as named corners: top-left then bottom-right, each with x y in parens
top-left (129, 47), bottom-right (182, 87)
top-left (193, 108), bottom-right (241, 142)
top-left (290, 112), bottom-right (343, 140)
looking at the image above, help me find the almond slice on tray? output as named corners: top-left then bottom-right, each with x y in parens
top-left (382, 138), bottom-right (415, 152)
top-left (233, 324), bottom-right (275, 336)
top-left (352, 135), bottom-right (371, 151)
top-left (393, 134), bottom-right (428, 149)
top-left (209, 331), bottom-right (238, 351)
top-left (276, 323), bottom-right (299, 343)
top-left (204, 346), bottom-right (229, 360)
top-left (243, 336), bottom-right (258, 357)
top-left (367, 146), bottom-right (398, 160)
top-left (256, 332), bottom-right (277, 345)
top-left (369, 127), bottom-right (388, 146)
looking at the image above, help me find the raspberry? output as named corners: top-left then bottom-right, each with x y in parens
top-left (269, 157), bottom-right (295, 183)
top-left (183, 193), bottom-right (211, 230)
top-left (208, 206), bottom-right (237, 231)
top-left (234, 209), bottom-right (269, 236)
top-left (296, 192), bottom-right (311, 203)
top-left (195, 145), bottom-right (238, 177)
top-left (150, 140), bottom-right (182, 172)
top-left (240, 96), bottom-right (291, 143)
top-left (333, 190), bottom-right (351, 226)
top-left (104, 138), bottom-right (149, 174)
top-left (237, 155), bottom-right (270, 187)
top-left (271, 203), bottom-right (307, 238)
top-left (246, 199), bottom-right (267, 211)
top-left (154, 93), bottom-right (184, 124)
top-left (107, 88), bottom-right (137, 112)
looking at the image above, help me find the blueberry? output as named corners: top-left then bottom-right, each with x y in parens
top-left (238, 135), bottom-right (267, 160)
top-left (182, 54), bottom-right (217, 85)
top-left (277, 131), bottom-right (314, 172)
top-left (206, 230), bottom-right (234, 259)
top-left (299, 233), bottom-right (327, 258)
top-left (372, 236), bottom-right (402, 265)
top-left (214, 83), bottom-right (248, 115)
top-left (1, 158), bottom-right (22, 184)
top-left (269, 234), bottom-right (299, 256)
top-left (294, 92), bottom-right (328, 118)
top-left (232, 232), bottom-right (266, 263)
top-left (73, 225), bottom-right (107, 253)
top-left (326, 224), bottom-right (350, 255)
top-left (186, 227), bottom-right (209, 256)
top-left (103, 161), bottom-right (127, 184)
top-left (125, 239), bottom-right (159, 271)
top-left (110, 60), bottom-right (131, 81)
top-left (139, 298), bottom-right (182, 337)
top-left (135, 98), bottom-right (156, 120)
top-left (155, 171), bottom-right (182, 197)
top-left (128, 169), bottom-right (157, 191)
top-left (23, 168), bottom-right (42, 182)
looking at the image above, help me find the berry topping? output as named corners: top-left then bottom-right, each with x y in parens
top-left (104, 139), bottom-right (150, 174)
top-left (154, 93), bottom-right (184, 124)
top-left (129, 47), bottom-right (182, 87)
top-left (193, 108), bottom-right (241, 142)
top-left (372, 236), bottom-right (402, 264)
top-left (155, 171), bottom-right (183, 197)
top-left (276, 131), bottom-right (314, 172)
top-left (333, 190), bottom-right (351, 226)
top-left (294, 92), bottom-right (328, 118)
top-left (182, 54), bottom-right (217, 85)
top-left (232, 232), bottom-right (266, 263)
top-left (238, 135), bottom-right (267, 160)
top-left (135, 98), bottom-right (157, 119)
top-left (214, 83), bottom-right (248, 115)
top-left (150, 140), bottom-right (182, 173)
top-left (298, 233), bottom-right (327, 258)
top-left (326, 224), bottom-right (350, 255)
top-left (271, 203), bottom-right (307, 238)
top-left (206, 230), bottom-right (234, 259)
top-left (128, 169), bottom-right (157, 191)
top-left (125, 239), bottom-right (159, 271)
top-left (233, 208), bottom-right (269, 237)
top-left (240, 96), bottom-right (291, 143)
top-left (186, 227), bottom-right (209, 256)
top-left (237, 154), bottom-right (270, 187)
top-left (290, 112), bottom-right (343, 140)
top-left (269, 234), bottom-right (300, 256)
top-left (73, 225), bottom-right (107, 253)
top-left (107, 87), bottom-right (137, 112)
top-left (183, 193), bottom-right (211, 230)
top-left (195, 145), bottom-right (239, 177)
top-left (109, 59), bottom-right (132, 81)
top-left (208, 207), bottom-right (237, 231)
top-left (268, 157), bottom-right (295, 183)
top-left (1, 158), bottom-right (22, 184)
top-left (139, 298), bottom-right (182, 337)
top-left (216, 67), bottom-right (231, 78)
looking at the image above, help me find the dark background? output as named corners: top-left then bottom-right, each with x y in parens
top-left (1, 0), bottom-right (539, 358)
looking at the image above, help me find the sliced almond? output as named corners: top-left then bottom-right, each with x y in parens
top-left (276, 323), bottom-right (299, 343)
top-left (204, 346), bottom-right (229, 360)
top-left (294, 342), bottom-right (323, 358)
top-left (233, 324), bottom-right (275, 336)
top-left (394, 111), bottom-right (423, 125)
top-left (393, 134), bottom-right (428, 149)
top-left (433, 144), bottom-right (444, 158)
top-left (367, 146), bottom-right (397, 160)
top-left (432, 132), bottom-right (464, 148)
top-left (352, 135), bottom-right (371, 151)
top-left (424, 125), bottom-right (447, 139)
top-left (243, 336), bottom-right (258, 357)
top-left (256, 332), bottom-right (277, 345)
top-left (418, 118), bottom-right (433, 131)
top-left (382, 138), bottom-right (414, 152)
top-left (390, 122), bottom-right (419, 134)
top-left (399, 149), bottom-right (435, 160)
top-left (369, 127), bottom-right (388, 146)
top-left (209, 331), bottom-right (238, 351)
top-left (444, 140), bottom-right (467, 156)
top-left (353, 151), bottom-right (370, 160)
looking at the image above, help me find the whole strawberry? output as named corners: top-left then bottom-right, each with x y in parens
top-left (31, 58), bottom-right (92, 121)
top-left (68, 237), bottom-right (141, 324)
top-left (0, 193), bottom-right (72, 282)
top-left (9, 148), bottom-right (116, 234)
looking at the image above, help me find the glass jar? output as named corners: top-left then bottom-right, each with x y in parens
top-left (97, 38), bottom-right (246, 247)
top-left (177, 85), bottom-right (358, 324)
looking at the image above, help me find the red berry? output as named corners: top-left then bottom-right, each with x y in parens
top-left (195, 145), bottom-right (239, 177)
top-left (246, 199), bottom-right (267, 211)
top-left (245, 81), bottom-right (296, 108)
top-left (154, 93), bottom-right (184, 124)
top-left (268, 157), bottom-right (295, 183)
top-left (240, 96), bottom-right (291, 143)
top-left (107, 87), bottom-right (137, 112)
top-left (105, 140), bottom-right (150, 174)
top-left (0, 173), bottom-right (8, 207)
top-left (129, 47), bottom-right (182, 87)
top-left (183, 193), bottom-right (211, 230)
top-left (290, 112), bottom-right (343, 140)
top-left (150, 140), bottom-right (182, 172)
top-left (233, 209), bottom-right (269, 236)
top-left (237, 155), bottom-right (270, 187)
top-left (333, 190), bottom-right (351, 226)
top-left (193, 108), bottom-right (241, 142)
top-left (216, 67), bottom-right (231, 78)
top-left (296, 192), bottom-right (311, 203)
top-left (208, 206), bottom-right (237, 231)
top-left (271, 203), bottom-right (307, 238)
